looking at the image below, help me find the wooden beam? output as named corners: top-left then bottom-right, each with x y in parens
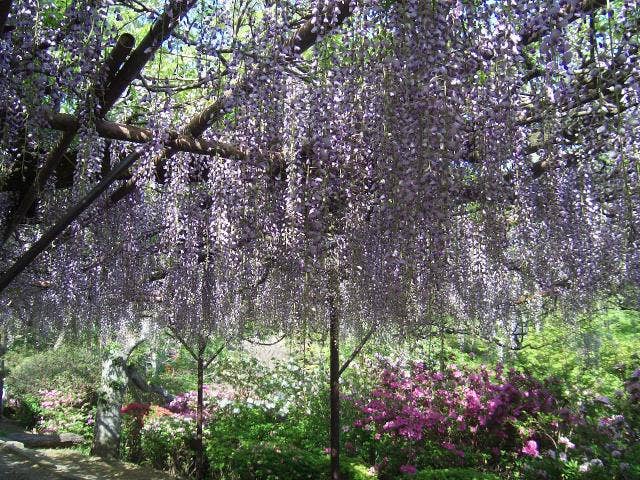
top-left (112, 1), bottom-right (357, 202)
top-left (105, 33), bottom-right (136, 83)
top-left (3, 0), bottom-right (197, 242)
top-left (3, 32), bottom-right (135, 241)
top-left (100, 0), bottom-right (197, 114)
top-left (44, 111), bottom-right (253, 160)
top-left (96, 33), bottom-right (136, 101)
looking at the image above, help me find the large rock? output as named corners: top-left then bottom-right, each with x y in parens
top-left (6, 432), bottom-right (84, 448)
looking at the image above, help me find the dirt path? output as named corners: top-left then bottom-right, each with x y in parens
top-left (0, 418), bottom-right (177, 480)
top-left (0, 447), bottom-right (65, 480)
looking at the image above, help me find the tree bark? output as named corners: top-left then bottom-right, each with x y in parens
top-left (328, 278), bottom-right (341, 480)
top-left (0, 357), bottom-right (4, 418)
top-left (125, 364), bottom-right (174, 404)
top-left (91, 350), bottom-right (128, 459)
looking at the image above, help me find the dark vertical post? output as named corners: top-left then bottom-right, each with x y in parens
top-left (439, 324), bottom-right (446, 372)
top-left (328, 275), bottom-right (340, 480)
top-left (0, 326), bottom-right (6, 417)
top-left (195, 345), bottom-right (205, 480)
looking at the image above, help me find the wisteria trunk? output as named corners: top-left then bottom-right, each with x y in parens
top-left (329, 284), bottom-right (341, 480)
top-left (92, 351), bottom-right (128, 458)
top-left (195, 353), bottom-right (205, 480)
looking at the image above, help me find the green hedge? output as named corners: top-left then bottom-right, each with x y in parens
top-left (7, 344), bottom-right (100, 400)
top-left (226, 442), bottom-right (376, 480)
top-left (412, 468), bottom-right (500, 480)
top-left (227, 442), bottom-right (322, 480)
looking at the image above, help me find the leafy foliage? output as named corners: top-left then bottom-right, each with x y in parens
top-left (226, 442), bottom-right (326, 480)
top-left (516, 308), bottom-right (640, 399)
top-left (6, 344), bottom-right (99, 403)
top-left (411, 468), bottom-right (500, 480)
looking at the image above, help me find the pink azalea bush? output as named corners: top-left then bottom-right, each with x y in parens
top-left (166, 383), bottom-right (237, 422)
top-left (33, 389), bottom-right (93, 440)
top-left (134, 384), bottom-right (240, 470)
top-left (39, 389), bottom-right (76, 409)
top-left (521, 440), bottom-right (540, 457)
top-left (353, 360), bottom-right (564, 474)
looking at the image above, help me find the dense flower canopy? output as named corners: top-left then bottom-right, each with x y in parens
top-left (0, 0), bottom-right (638, 341)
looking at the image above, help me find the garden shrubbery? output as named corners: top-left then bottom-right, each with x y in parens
top-left (411, 468), bottom-right (500, 480)
top-left (113, 348), bottom-right (638, 479)
top-left (347, 358), bottom-right (640, 479)
top-left (2, 317), bottom-right (639, 480)
top-left (352, 360), bottom-right (559, 470)
top-left (4, 344), bottom-right (98, 439)
top-left (7, 344), bottom-right (100, 400)
top-left (227, 442), bottom-right (326, 480)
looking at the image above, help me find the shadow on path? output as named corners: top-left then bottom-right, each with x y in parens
top-left (0, 417), bottom-right (177, 479)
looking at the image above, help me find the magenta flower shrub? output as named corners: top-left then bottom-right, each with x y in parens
top-left (33, 389), bottom-right (94, 440)
top-left (166, 389), bottom-right (206, 419)
top-left (356, 362), bottom-right (557, 451)
top-left (521, 440), bottom-right (540, 457)
top-left (498, 367), bottom-right (640, 480)
top-left (353, 361), bottom-right (564, 474)
top-left (39, 388), bottom-right (75, 410)
top-left (165, 383), bottom-right (238, 422)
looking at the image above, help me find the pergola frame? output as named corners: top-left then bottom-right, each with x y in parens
top-left (0, 0), bottom-right (615, 293)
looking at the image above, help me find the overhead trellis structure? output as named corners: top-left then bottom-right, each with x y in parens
top-left (0, 0), bottom-right (633, 292)
top-left (2, 0), bottom-right (198, 243)
top-left (0, 0), bottom-right (359, 290)
top-left (1, 1), bottom-right (639, 479)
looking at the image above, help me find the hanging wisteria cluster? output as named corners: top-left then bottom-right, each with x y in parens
top-left (0, 0), bottom-right (638, 345)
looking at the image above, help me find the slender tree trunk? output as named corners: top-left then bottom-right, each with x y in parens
top-left (0, 358), bottom-right (4, 418)
top-left (439, 324), bottom-right (446, 372)
top-left (92, 350), bottom-right (128, 458)
top-left (328, 281), bottom-right (341, 480)
top-left (195, 351), bottom-right (205, 480)
top-left (0, 326), bottom-right (6, 417)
